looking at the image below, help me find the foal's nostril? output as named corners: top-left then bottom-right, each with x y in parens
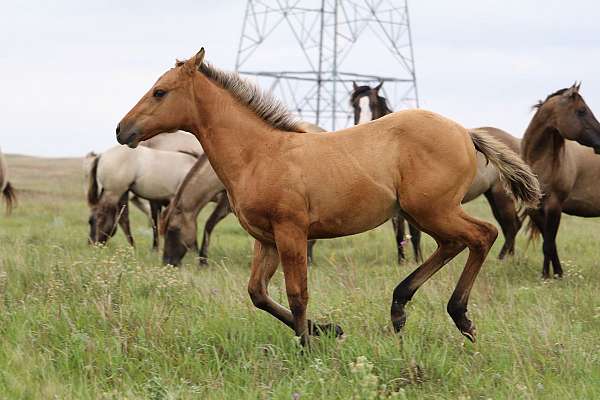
top-left (116, 123), bottom-right (121, 136)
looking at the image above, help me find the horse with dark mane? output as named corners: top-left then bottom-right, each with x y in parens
top-left (116, 48), bottom-right (540, 345)
top-left (0, 147), bottom-right (16, 215)
top-left (523, 83), bottom-right (600, 278)
top-left (351, 82), bottom-right (524, 261)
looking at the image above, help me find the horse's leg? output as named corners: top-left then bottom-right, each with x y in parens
top-left (247, 239), bottom-right (342, 340)
top-left (391, 207), bottom-right (497, 342)
top-left (117, 193), bottom-right (135, 247)
top-left (247, 240), bottom-right (293, 327)
top-left (446, 211), bottom-right (498, 341)
top-left (198, 196), bottom-right (231, 266)
top-left (527, 209), bottom-right (551, 278)
top-left (391, 213), bottom-right (407, 264)
top-left (391, 239), bottom-right (465, 333)
top-left (307, 240), bottom-right (317, 265)
top-left (542, 197), bottom-right (563, 278)
top-left (408, 223), bottom-right (423, 263)
top-left (483, 186), bottom-right (521, 260)
top-left (150, 201), bottom-right (162, 251)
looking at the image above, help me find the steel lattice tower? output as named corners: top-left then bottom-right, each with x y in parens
top-left (235, 0), bottom-right (419, 130)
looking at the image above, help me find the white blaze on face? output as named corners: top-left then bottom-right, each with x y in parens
top-left (358, 96), bottom-right (372, 124)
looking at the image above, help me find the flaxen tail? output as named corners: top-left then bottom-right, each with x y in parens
top-left (2, 182), bottom-right (16, 215)
top-left (87, 155), bottom-right (101, 206)
top-left (469, 128), bottom-right (541, 208)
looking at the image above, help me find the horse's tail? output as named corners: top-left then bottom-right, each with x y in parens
top-left (520, 209), bottom-right (541, 243)
top-left (2, 181), bottom-right (16, 215)
top-left (469, 128), bottom-right (541, 208)
top-left (87, 155), bottom-right (101, 205)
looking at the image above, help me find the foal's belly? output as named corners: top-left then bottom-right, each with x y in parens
top-left (307, 188), bottom-right (398, 239)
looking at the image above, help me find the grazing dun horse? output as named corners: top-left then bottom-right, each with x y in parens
top-left (85, 131), bottom-right (202, 248)
top-left (116, 49), bottom-right (540, 345)
top-left (523, 83), bottom-right (600, 278)
top-left (160, 154), bottom-right (229, 266)
top-left (351, 83), bottom-right (524, 260)
top-left (0, 147), bottom-right (16, 214)
top-left (87, 144), bottom-right (196, 248)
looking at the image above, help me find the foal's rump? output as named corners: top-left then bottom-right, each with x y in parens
top-left (293, 110), bottom-right (479, 237)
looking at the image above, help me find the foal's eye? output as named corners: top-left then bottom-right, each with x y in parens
top-left (576, 108), bottom-right (587, 117)
top-left (153, 89), bottom-right (167, 98)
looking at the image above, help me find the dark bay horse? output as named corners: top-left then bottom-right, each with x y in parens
top-left (351, 82), bottom-right (523, 261)
top-left (522, 83), bottom-right (600, 278)
top-left (116, 48), bottom-right (540, 345)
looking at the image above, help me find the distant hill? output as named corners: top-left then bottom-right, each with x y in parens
top-left (4, 154), bottom-right (85, 201)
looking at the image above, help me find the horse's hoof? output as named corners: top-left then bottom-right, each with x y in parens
top-left (309, 321), bottom-right (344, 338)
top-left (460, 324), bottom-right (477, 343)
top-left (198, 257), bottom-right (209, 267)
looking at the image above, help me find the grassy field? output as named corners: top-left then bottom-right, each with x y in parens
top-left (0, 154), bottom-right (599, 399)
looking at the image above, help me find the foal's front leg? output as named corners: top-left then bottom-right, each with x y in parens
top-left (274, 224), bottom-right (311, 346)
top-left (274, 224), bottom-right (342, 347)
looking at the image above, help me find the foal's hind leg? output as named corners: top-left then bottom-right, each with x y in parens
top-left (391, 239), bottom-right (465, 332)
top-left (446, 212), bottom-right (497, 341)
top-left (391, 208), bottom-right (497, 341)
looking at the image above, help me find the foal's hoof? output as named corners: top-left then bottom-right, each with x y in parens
top-left (390, 302), bottom-right (407, 333)
top-left (308, 321), bottom-right (344, 338)
top-left (452, 316), bottom-right (476, 343)
top-left (460, 324), bottom-right (477, 343)
top-left (198, 257), bottom-right (209, 267)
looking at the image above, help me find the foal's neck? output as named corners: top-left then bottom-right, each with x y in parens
top-left (187, 75), bottom-right (282, 189)
top-left (521, 107), bottom-right (565, 165)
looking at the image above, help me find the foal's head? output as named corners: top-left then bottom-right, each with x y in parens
top-left (350, 81), bottom-right (392, 125)
top-left (536, 83), bottom-right (600, 153)
top-left (117, 49), bottom-right (207, 147)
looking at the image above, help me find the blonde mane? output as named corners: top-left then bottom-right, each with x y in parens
top-left (179, 60), bottom-right (302, 132)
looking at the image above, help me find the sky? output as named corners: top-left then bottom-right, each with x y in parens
top-left (1, 0), bottom-right (599, 157)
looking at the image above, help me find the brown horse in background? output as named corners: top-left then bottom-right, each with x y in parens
top-left (351, 83), bottom-right (523, 261)
top-left (0, 147), bottom-right (16, 215)
top-left (116, 48), bottom-right (540, 345)
top-left (523, 83), bottom-right (600, 278)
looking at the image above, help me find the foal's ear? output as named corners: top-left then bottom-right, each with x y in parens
top-left (374, 81), bottom-right (384, 91)
top-left (352, 81), bottom-right (358, 90)
top-left (183, 48), bottom-right (206, 74)
top-left (193, 48), bottom-right (205, 70)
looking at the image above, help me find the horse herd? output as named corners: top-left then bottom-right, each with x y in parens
top-left (3, 47), bottom-right (600, 347)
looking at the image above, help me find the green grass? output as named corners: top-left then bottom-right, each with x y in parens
top-left (0, 154), bottom-right (599, 399)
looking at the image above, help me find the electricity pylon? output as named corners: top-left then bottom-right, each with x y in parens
top-left (235, 0), bottom-right (419, 130)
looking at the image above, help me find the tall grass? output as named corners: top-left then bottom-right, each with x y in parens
top-left (0, 155), bottom-right (598, 399)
